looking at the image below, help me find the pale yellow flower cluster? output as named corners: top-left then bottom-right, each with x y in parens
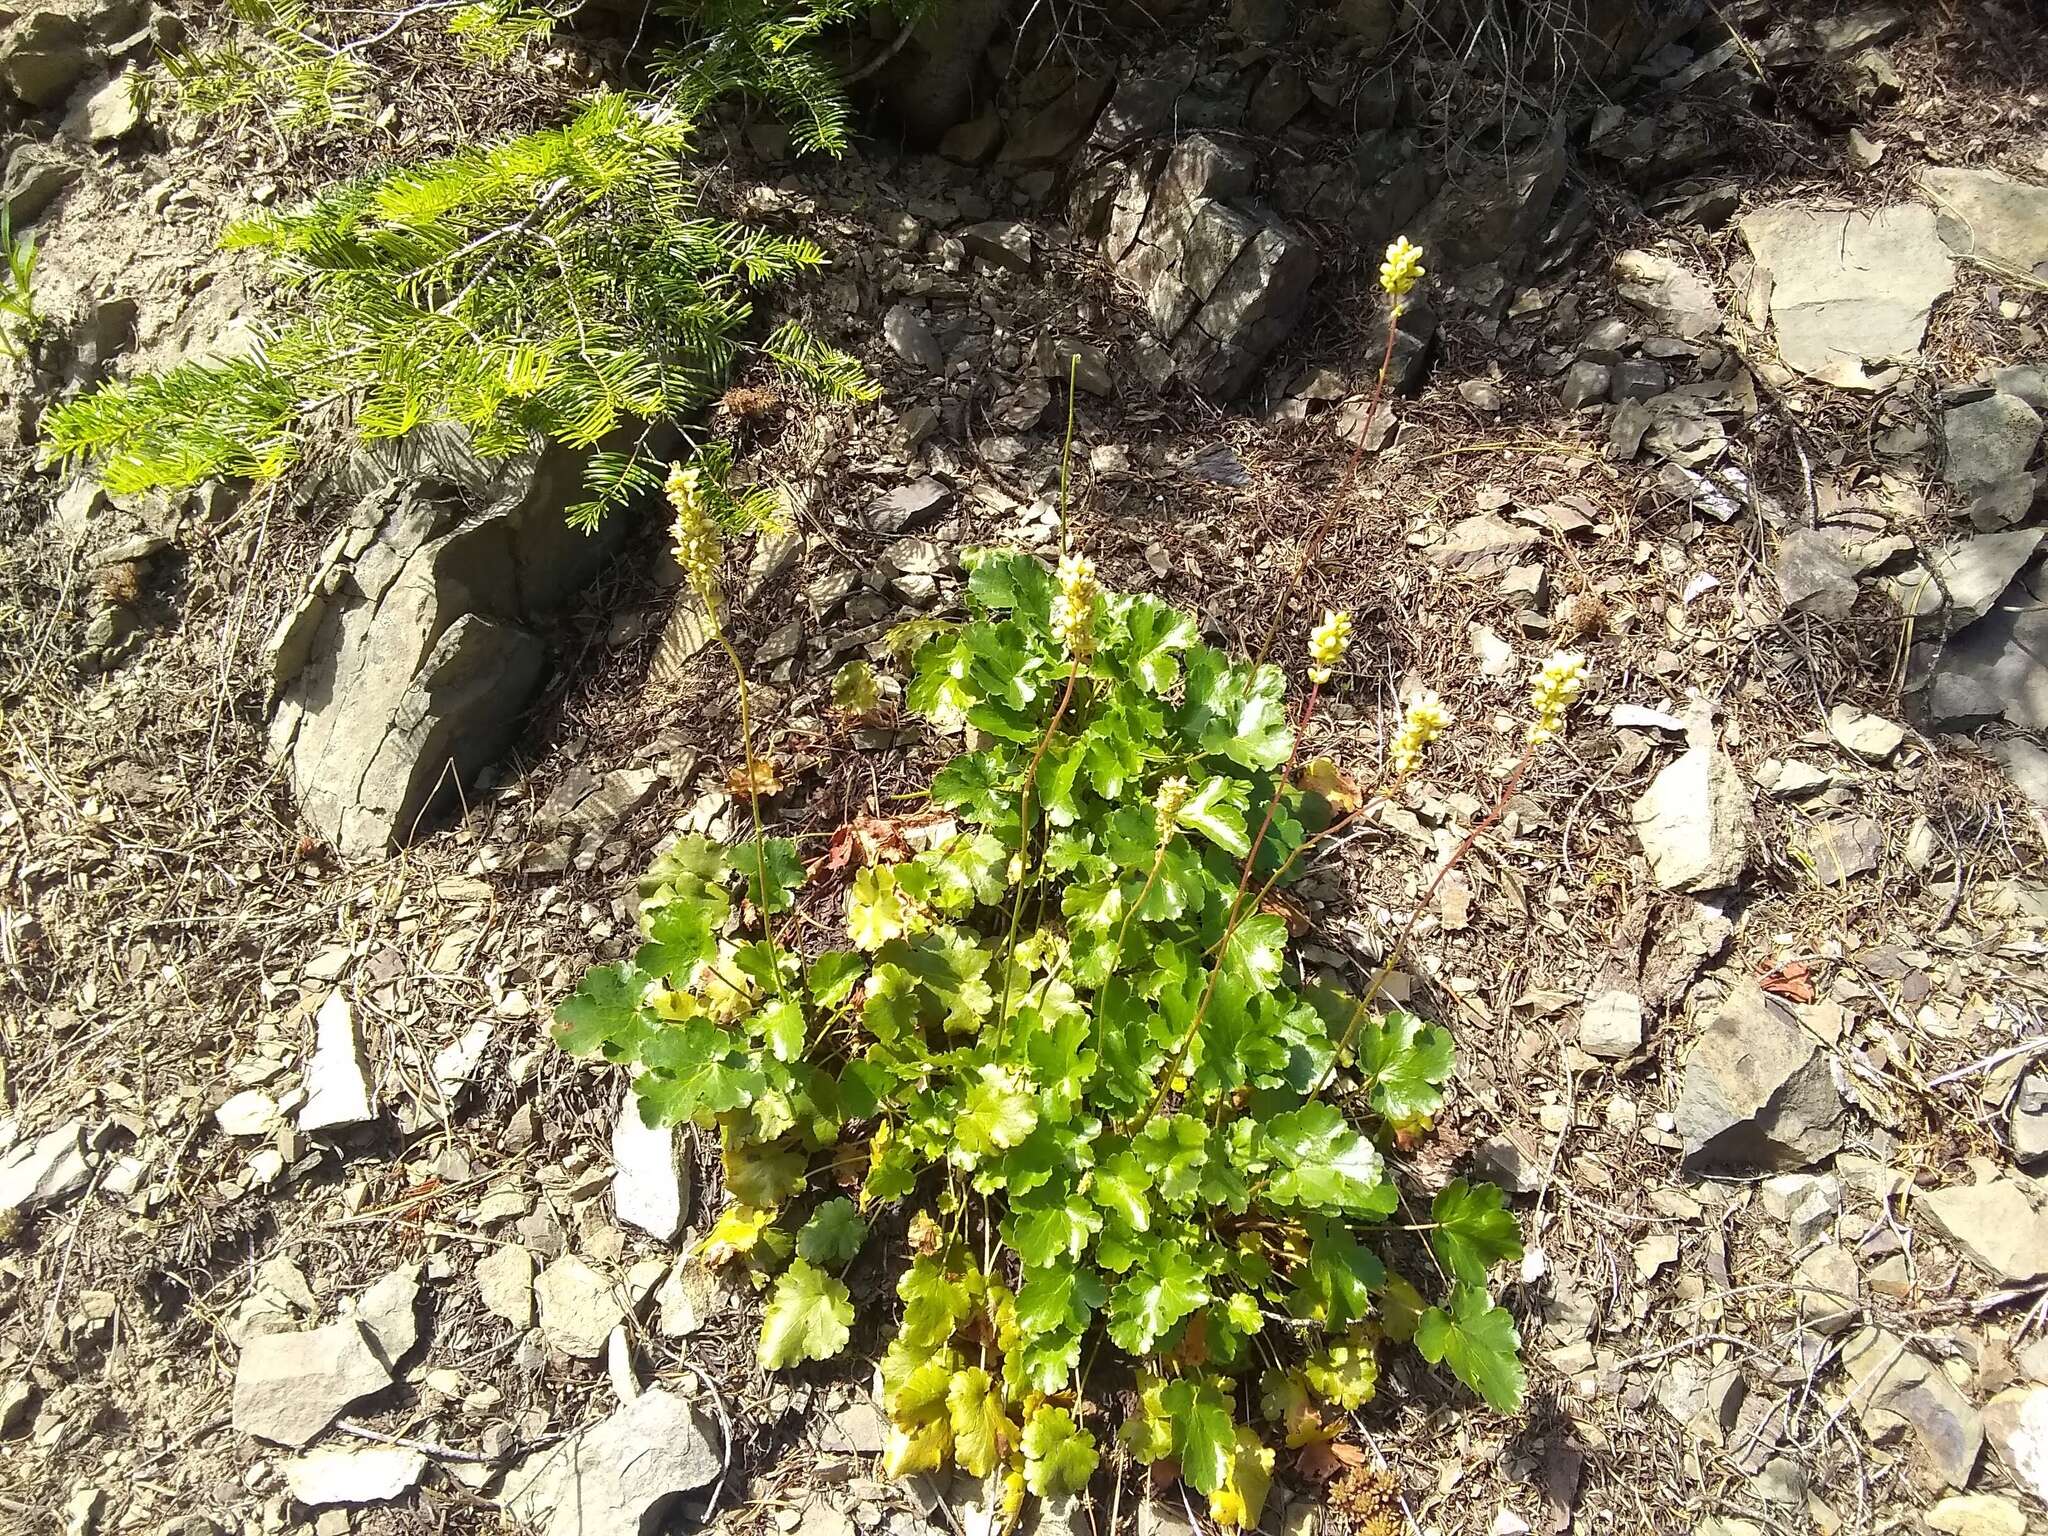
top-left (1153, 774), bottom-right (1190, 840)
top-left (1050, 552), bottom-right (1099, 660)
top-left (1525, 652), bottom-right (1587, 745)
top-left (1306, 609), bottom-right (1352, 685)
top-left (1389, 689), bottom-right (1450, 775)
top-left (665, 462), bottom-right (721, 611)
top-left (1379, 236), bottom-right (1425, 302)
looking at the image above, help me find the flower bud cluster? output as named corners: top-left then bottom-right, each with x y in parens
top-left (1153, 774), bottom-right (1190, 842)
top-left (1379, 235), bottom-right (1425, 302)
top-left (1525, 652), bottom-right (1587, 746)
top-left (1050, 552), bottom-right (1100, 661)
top-left (1306, 609), bottom-right (1352, 685)
top-left (666, 462), bottom-right (721, 611)
top-left (1388, 689), bottom-right (1450, 775)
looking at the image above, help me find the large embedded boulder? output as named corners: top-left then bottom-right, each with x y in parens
top-left (267, 438), bottom-right (625, 856)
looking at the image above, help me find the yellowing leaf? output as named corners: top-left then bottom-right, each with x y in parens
top-left (953, 1065), bottom-right (1038, 1167)
top-left (848, 864), bottom-right (915, 950)
top-left (1377, 1270), bottom-right (1426, 1344)
top-left (727, 757), bottom-right (783, 797)
top-left (697, 1203), bottom-right (775, 1265)
top-left (1258, 1369), bottom-right (1338, 1448)
top-left (1207, 1426), bottom-right (1275, 1530)
top-left (1119, 1371), bottom-right (1174, 1464)
top-left (882, 1336), bottom-right (962, 1424)
top-left (723, 1134), bottom-right (806, 1208)
top-left (832, 660), bottom-right (885, 720)
top-left (882, 1416), bottom-right (951, 1476)
top-left (1303, 1328), bottom-right (1380, 1410)
top-left (945, 1365), bottom-right (1019, 1477)
top-left (1297, 756), bottom-right (1361, 813)
top-left (1022, 1405), bottom-right (1099, 1497)
top-left (757, 1258), bottom-right (853, 1370)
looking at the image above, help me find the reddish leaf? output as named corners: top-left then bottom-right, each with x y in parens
top-left (1759, 961), bottom-right (1814, 1003)
top-left (1296, 1439), bottom-right (1367, 1481)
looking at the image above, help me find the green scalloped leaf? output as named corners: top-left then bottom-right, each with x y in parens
top-left (758, 1259), bottom-right (852, 1370)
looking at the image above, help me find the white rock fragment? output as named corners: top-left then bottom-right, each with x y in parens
top-left (1579, 989), bottom-right (1645, 1060)
top-left (655, 1260), bottom-right (721, 1338)
top-left (611, 1088), bottom-right (685, 1241)
top-left (476, 1244), bottom-right (536, 1328)
top-left (1826, 703), bottom-right (1906, 761)
top-left (1632, 742), bottom-right (1751, 892)
top-left (0, 1119), bottom-right (91, 1213)
top-left (1985, 1385), bottom-right (2048, 1502)
top-left (534, 1254), bottom-right (624, 1359)
top-left (231, 1320), bottom-right (393, 1447)
top-left (502, 1387), bottom-right (721, 1536)
top-left (281, 1445), bottom-right (426, 1506)
top-left (216, 1091), bottom-right (280, 1138)
top-left (299, 993), bottom-right (375, 1133)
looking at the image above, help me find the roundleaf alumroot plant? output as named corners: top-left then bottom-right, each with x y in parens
top-left (555, 539), bottom-right (1590, 1528)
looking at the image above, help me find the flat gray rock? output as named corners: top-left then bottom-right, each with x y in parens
top-left (1919, 166), bottom-right (2048, 278)
top-left (1612, 248), bottom-right (1722, 339)
top-left (882, 304), bottom-right (943, 373)
top-left (231, 1320), bottom-right (392, 1447)
top-left (1989, 739), bottom-right (2048, 814)
top-left (268, 451), bottom-right (614, 855)
top-left (1738, 203), bottom-right (1953, 390)
top-left (1842, 1326), bottom-right (1983, 1488)
top-left (1776, 527), bottom-right (1862, 618)
top-left (1922, 557), bottom-right (2048, 730)
top-left (348, 1264), bottom-right (421, 1366)
top-left (1086, 134), bottom-right (1320, 400)
top-left (1803, 815), bottom-right (1882, 885)
top-left (60, 71), bottom-right (141, 144)
top-left (1944, 393), bottom-right (2043, 494)
top-left (502, 1387), bottom-right (721, 1536)
top-left (1429, 514), bottom-right (1542, 573)
top-left (1920, 1178), bottom-right (2048, 1284)
top-left (1674, 983), bottom-right (1844, 1170)
top-left (1929, 529), bottom-right (2045, 627)
top-left (0, 1119), bottom-right (90, 1215)
top-left (0, 10), bottom-right (89, 107)
top-left (2013, 1071), bottom-right (2048, 1165)
top-left (534, 1254), bottom-right (624, 1359)
top-left (1632, 743), bottom-right (1750, 892)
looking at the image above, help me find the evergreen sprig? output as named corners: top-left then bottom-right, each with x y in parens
top-left (42, 91), bottom-right (870, 528)
top-left (652, 0), bottom-right (931, 156)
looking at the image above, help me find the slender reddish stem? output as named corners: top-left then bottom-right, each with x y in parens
top-left (1253, 302), bottom-right (1403, 669)
top-left (992, 665), bottom-right (1080, 1045)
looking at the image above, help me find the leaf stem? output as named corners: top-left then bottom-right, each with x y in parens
top-left (1133, 681), bottom-right (1321, 1133)
top-left (992, 664), bottom-right (1080, 1051)
top-left (705, 597), bottom-right (788, 1001)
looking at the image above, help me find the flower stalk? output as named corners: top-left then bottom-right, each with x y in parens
top-left (667, 462), bottom-right (787, 997)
